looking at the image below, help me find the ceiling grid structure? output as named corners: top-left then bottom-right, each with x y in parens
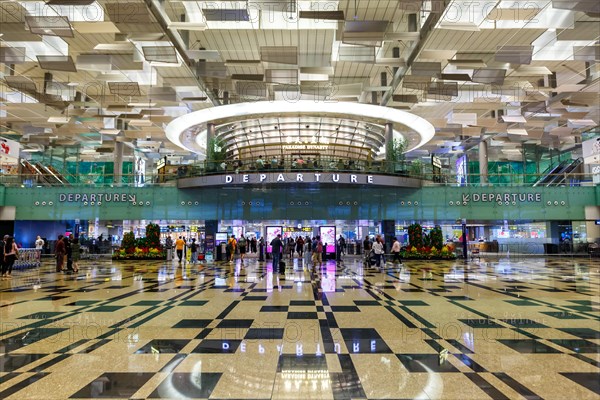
top-left (0, 0), bottom-right (597, 163)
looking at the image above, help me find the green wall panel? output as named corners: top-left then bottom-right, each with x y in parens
top-left (3, 185), bottom-right (598, 222)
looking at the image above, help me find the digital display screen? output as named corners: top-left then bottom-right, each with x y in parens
top-left (319, 226), bottom-right (336, 253)
top-left (215, 232), bottom-right (228, 243)
top-left (266, 226), bottom-right (282, 253)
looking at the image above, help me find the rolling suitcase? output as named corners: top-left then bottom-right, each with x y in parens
top-left (279, 260), bottom-right (286, 274)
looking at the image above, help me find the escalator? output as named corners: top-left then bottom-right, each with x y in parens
top-left (44, 164), bottom-right (70, 185)
top-left (532, 160), bottom-right (570, 187)
top-left (20, 160), bottom-right (53, 186)
top-left (546, 158), bottom-right (583, 186)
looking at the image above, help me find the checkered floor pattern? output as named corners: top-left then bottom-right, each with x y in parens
top-left (0, 255), bottom-right (598, 399)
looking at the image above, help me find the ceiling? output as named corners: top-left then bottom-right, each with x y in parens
top-left (0, 0), bottom-right (598, 164)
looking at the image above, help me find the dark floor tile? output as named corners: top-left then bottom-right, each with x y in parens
top-left (70, 372), bottom-right (154, 398)
top-left (497, 339), bottom-right (562, 354)
top-left (558, 328), bottom-right (600, 339)
top-left (569, 300), bottom-right (600, 306)
top-left (260, 306), bottom-right (289, 312)
top-left (399, 300), bottom-right (429, 306)
top-left (148, 372), bottom-right (222, 398)
top-left (287, 312), bottom-right (318, 319)
top-left (65, 300), bottom-right (100, 306)
top-left (35, 296), bottom-right (70, 301)
top-left (549, 339), bottom-right (599, 353)
top-left (340, 328), bottom-right (382, 340)
top-left (0, 354), bottom-right (47, 372)
top-left (243, 296), bottom-right (268, 301)
top-left (172, 319), bottom-right (212, 329)
top-left (445, 296), bottom-right (474, 301)
top-left (330, 306), bottom-right (360, 312)
top-left (178, 300), bottom-right (208, 306)
top-left (135, 339), bottom-right (190, 354)
top-left (504, 300), bottom-right (539, 306)
top-left (191, 340), bottom-right (242, 354)
top-left (290, 300), bottom-right (316, 306)
top-left (560, 373), bottom-right (600, 395)
top-left (397, 354), bottom-right (460, 373)
top-left (244, 328), bottom-right (285, 340)
top-left (565, 305), bottom-right (597, 312)
top-left (353, 300), bottom-right (380, 306)
top-left (541, 311), bottom-right (588, 320)
top-left (216, 319), bottom-right (254, 329)
top-left (459, 319), bottom-right (504, 329)
top-left (88, 306), bottom-right (124, 312)
top-left (131, 300), bottom-right (163, 306)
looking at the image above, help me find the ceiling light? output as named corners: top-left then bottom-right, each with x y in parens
top-left (48, 116), bottom-right (71, 124)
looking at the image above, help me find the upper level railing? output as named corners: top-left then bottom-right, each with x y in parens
top-left (1, 157), bottom-right (597, 188)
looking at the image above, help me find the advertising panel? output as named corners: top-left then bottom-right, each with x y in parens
top-left (319, 226), bottom-right (336, 253)
top-left (266, 226), bottom-right (282, 253)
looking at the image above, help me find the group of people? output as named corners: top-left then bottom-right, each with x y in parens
top-left (226, 234), bottom-right (260, 263)
top-left (364, 235), bottom-right (403, 268)
top-left (54, 234), bottom-right (81, 273)
top-left (166, 235), bottom-right (203, 264)
top-left (269, 234), bottom-right (328, 277)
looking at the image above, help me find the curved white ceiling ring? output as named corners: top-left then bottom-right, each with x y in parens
top-left (165, 101), bottom-right (435, 158)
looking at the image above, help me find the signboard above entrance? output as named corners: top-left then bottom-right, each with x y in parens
top-left (177, 172), bottom-right (423, 189)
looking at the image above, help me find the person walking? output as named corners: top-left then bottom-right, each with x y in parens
top-left (312, 236), bottom-right (323, 269)
top-left (303, 235), bottom-right (312, 267)
top-left (1, 236), bottom-right (18, 279)
top-left (35, 235), bottom-right (44, 250)
top-left (227, 235), bottom-right (237, 263)
top-left (391, 237), bottom-right (402, 265)
top-left (63, 236), bottom-right (73, 272)
top-left (270, 234), bottom-right (284, 277)
top-left (296, 236), bottom-right (304, 258)
top-left (175, 236), bottom-right (185, 262)
top-left (238, 234), bottom-right (247, 263)
top-left (165, 235), bottom-right (173, 261)
top-left (190, 238), bottom-right (198, 264)
top-left (70, 237), bottom-right (80, 272)
top-left (372, 236), bottom-right (384, 269)
top-left (250, 237), bottom-right (257, 253)
top-left (55, 234), bottom-right (65, 272)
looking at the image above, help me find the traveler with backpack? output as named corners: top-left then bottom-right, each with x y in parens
top-left (312, 236), bottom-right (323, 268)
top-left (227, 235), bottom-right (237, 263)
top-left (190, 238), bottom-right (198, 264)
top-left (270, 234), bottom-right (284, 277)
top-left (238, 234), bottom-right (247, 263)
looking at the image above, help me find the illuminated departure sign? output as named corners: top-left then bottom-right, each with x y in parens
top-left (225, 173), bottom-right (374, 185)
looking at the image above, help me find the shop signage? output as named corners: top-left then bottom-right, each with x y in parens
top-left (461, 192), bottom-right (542, 205)
top-left (282, 145), bottom-right (329, 151)
top-left (225, 173), bottom-right (374, 185)
top-left (58, 193), bottom-right (137, 204)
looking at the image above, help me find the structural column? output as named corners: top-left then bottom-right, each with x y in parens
top-left (114, 141), bottom-right (124, 185)
top-left (479, 137), bottom-right (488, 185)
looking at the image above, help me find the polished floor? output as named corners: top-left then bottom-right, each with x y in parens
top-left (0, 253), bottom-right (599, 399)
